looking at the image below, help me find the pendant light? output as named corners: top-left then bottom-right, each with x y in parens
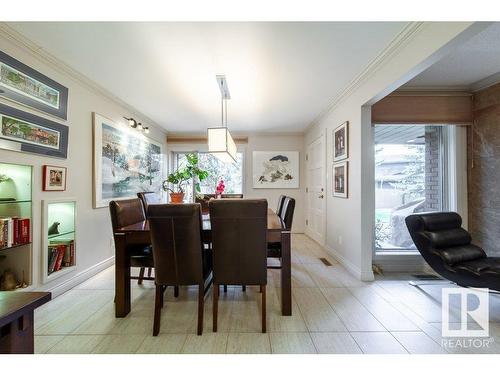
top-left (207, 75), bottom-right (237, 163)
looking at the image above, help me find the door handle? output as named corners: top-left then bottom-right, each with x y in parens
top-left (318, 195), bottom-right (324, 199)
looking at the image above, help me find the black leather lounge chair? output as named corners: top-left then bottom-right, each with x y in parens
top-left (405, 212), bottom-right (500, 291)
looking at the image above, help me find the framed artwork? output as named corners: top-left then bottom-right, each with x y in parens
top-left (43, 165), bottom-right (67, 191)
top-left (0, 50), bottom-right (69, 120)
top-left (93, 112), bottom-right (163, 208)
top-left (333, 121), bottom-right (348, 161)
top-left (0, 103), bottom-right (69, 158)
top-left (333, 161), bottom-right (348, 198)
top-left (252, 151), bottom-right (299, 189)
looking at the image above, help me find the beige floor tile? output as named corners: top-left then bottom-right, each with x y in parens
top-left (226, 333), bottom-right (271, 354)
top-left (268, 263), bottom-right (317, 288)
top-left (348, 286), bottom-right (419, 331)
top-left (391, 331), bottom-right (447, 354)
top-left (34, 335), bottom-right (65, 354)
top-left (47, 335), bottom-right (105, 354)
top-left (310, 332), bottom-right (362, 354)
top-left (72, 302), bottom-right (120, 334)
top-left (351, 332), bottom-right (408, 354)
top-left (303, 264), bottom-right (344, 288)
top-left (136, 334), bottom-right (187, 353)
top-left (321, 287), bottom-right (386, 332)
top-left (268, 287), bottom-right (308, 332)
top-left (92, 334), bottom-right (147, 354)
top-left (293, 288), bottom-right (346, 332)
top-left (270, 332), bottom-right (316, 354)
top-left (181, 333), bottom-right (228, 354)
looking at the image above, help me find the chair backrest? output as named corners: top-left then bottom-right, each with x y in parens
top-left (137, 192), bottom-right (161, 214)
top-left (209, 199), bottom-right (268, 285)
top-left (147, 204), bottom-right (204, 285)
top-left (280, 197), bottom-right (295, 231)
top-left (276, 195), bottom-right (286, 217)
top-left (406, 212), bottom-right (485, 266)
top-left (109, 198), bottom-right (146, 231)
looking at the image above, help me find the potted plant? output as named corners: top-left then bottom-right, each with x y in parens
top-left (162, 153), bottom-right (209, 203)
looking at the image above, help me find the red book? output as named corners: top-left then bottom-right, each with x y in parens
top-left (19, 218), bottom-right (30, 244)
top-left (69, 241), bottom-right (75, 266)
top-left (12, 217), bottom-right (19, 245)
top-left (54, 245), bottom-right (66, 271)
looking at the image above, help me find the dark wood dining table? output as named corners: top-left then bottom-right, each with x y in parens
top-left (113, 208), bottom-right (292, 317)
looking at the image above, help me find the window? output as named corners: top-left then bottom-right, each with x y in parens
top-left (172, 151), bottom-right (244, 202)
top-left (374, 125), bottom-right (447, 252)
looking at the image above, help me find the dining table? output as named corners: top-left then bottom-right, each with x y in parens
top-left (113, 208), bottom-right (292, 317)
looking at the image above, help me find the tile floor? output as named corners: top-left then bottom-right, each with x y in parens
top-left (34, 234), bottom-right (500, 354)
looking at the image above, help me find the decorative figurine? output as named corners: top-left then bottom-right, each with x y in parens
top-left (48, 222), bottom-right (61, 236)
top-left (0, 269), bottom-right (19, 291)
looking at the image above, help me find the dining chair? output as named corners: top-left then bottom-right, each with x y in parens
top-left (148, 203), bottom-right (212, 336)
top-left (209, 199), bottom-right (268, 333)
top-left (267, 196), bottom-right (295, 269)
top-left (109, 198), bottom-right (154, 285)
top-left (137, 192), bottom-right (161, 280)
top-left (276, 195), bottom-right (286, 217)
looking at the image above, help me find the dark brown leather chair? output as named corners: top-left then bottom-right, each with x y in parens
top-left (276, 195), bottom-right (286, 217)
top-left (109, 199), bottom-right (154, 285)
top-left (267, 196), bottom-right (295, 267)
top-left (209, 199), bottom-right (268, 333)
top-left (137, 192), bottom-right (161, 279)
top-left (137, 191), bottom-right (161, 213)
top-left (148, 203), bottom-right (212, 336)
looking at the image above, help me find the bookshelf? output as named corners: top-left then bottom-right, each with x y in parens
top-left (42, 198), bottom-right (77, 283)
top-left (0, 163), bottom-right (33, 290)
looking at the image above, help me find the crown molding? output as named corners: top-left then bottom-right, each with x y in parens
top-left (470, 71), bottom-right (500, 93)
top-left (0, 22), bottom-right (164, 133)
top-left (306, 22), bottom-right (425, 132)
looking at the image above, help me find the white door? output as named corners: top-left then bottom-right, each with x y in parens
top-left (305, 134), bottom-right (326, 245)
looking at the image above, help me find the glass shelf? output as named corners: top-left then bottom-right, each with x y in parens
top-left (48, 230), bottom-right (75, 240)
top-left (0, 200), bottom-right (32, 205)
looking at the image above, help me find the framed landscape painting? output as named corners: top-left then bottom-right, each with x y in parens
top-left (0, 103), bottom-right (69, 158)
top-left (252, 151), bottom-right (299, 189)
top-left (333, 121), bottom-right (348, 161)
top-left (0, 50), bottom-right (69, 120)
top-left (93, 113), bottom-right (163, 208)
top-left (333, 161), bottom-right (348, 198)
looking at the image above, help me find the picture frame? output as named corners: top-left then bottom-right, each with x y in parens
top-left (93, 112), bottom-right (163, 208)
top-left (333, 161), bottom-right (348, 198)
top-left (0, 103), bottom-right (69, 158)
top-left (42, 165), bottom-right (67, 191)
top-left (252, 151), bottom-right (300, 189)
top-left (333, 121), bottom-right (348, 161)
top-left (0, 50), bottom-right (69, 120)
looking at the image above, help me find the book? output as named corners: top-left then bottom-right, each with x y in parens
top-left (48, 247), bottom-right (58, 273)
top-left (54, 245), bottom-right (66, 272)
top-left (0, 217), bottom-right (31, 248)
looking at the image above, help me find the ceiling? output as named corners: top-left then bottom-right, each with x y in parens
top-left (405, 22), bottom-right (500, 90)
top-left (7, 22), bottom-right (407, 133)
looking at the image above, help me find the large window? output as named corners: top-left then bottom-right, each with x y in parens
top-left (374, 125), bottom-right (447, 252)
top-left (172, 152), bottom-right (243, 202)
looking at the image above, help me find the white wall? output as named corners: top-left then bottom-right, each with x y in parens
top-left (0, 30), bottom-right (167, 295)
top-left (304, 22), bottom-right (484, 280)
top-left (167, 133), bottom-right (306, 232)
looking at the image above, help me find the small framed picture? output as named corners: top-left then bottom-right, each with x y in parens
top-left (333, 161), bottom-right (348, 198)
top-left (333, 121), bottom-right (348, 161)
top-left (43, 165), bottom-right (67, 191)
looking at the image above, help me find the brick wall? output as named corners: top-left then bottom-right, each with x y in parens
top-left (423, 126), bottom-right (442, 212)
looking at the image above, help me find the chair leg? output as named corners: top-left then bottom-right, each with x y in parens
top-left (242, 285), bottom-right (246, 292)
top-left (147, 267), bottom-right (152, 277)
top-left (261, 285), bottom-right (266, 333)
top-left (223, 285), bottom-right (228, 293)
top-left (174, 286), bottom-right (179, 298)
top-left (160, 285), bottom-right (166, 307)
top-left (153, 285), bottom-right (162, 336)
top-left (213, 283), bottom-right (219, 332)
top-left (259, 285), bottom-right (263, 293)
top-left (138, 267), bottom-right (145, 285)
top-left (197, 283), bottom-right (204, 335)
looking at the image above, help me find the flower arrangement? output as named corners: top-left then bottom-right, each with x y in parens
top-left (216, 179), bottom-right (225, 195)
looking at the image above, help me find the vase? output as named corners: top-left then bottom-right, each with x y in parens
top-left (169, 192), bottom-right (185, 204)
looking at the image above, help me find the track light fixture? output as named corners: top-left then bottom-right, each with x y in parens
top-left (124, 117), bottom-right (149, 134)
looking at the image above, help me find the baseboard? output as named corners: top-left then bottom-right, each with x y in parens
top-left (42, 256), bottom-right (115, 298)
top-left (323, 243), bottom-right (374, 281)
